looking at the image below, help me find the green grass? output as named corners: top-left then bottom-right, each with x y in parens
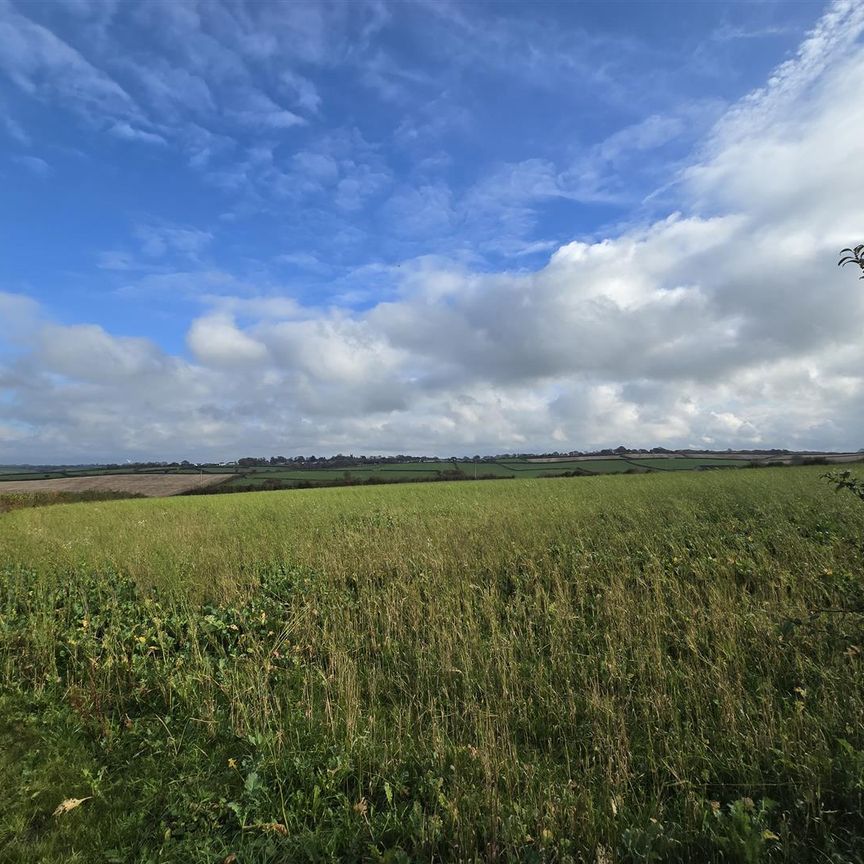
top-left (226, 465), bottom-right (455, 486)
top-left (223, 459), bottom-right (642, 488)
top-left (625, 458), bottom-right (751, 471)
top-left (1, 468), bottom-right (863, 862)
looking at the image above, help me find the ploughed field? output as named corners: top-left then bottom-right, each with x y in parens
top-left (1, 467), bottom-right (862, 862)
top-left (0, 472), bottom-right (232, 498)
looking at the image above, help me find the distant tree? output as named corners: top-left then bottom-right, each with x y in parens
top-left (238, 456), bottom-right (267, 467)
top-left (839, 245), bottom-right (864, 278)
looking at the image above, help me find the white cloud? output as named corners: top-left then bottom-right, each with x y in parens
top-left (0, 0), bottom-right (141, 123)
top-left (0, 0), bottom-right (338, 165)
top-left (292, 150), bottom-right (339, 183)
top-left (126, 58), bottom-right (216, 119)
top-left (109, 121), bottom-right (166, 145)
top-left (226, 90), bottom-right (305, 130)
top-left (261, 316), bottom-right (404, 385)
top-left (383, 183), bottom-right (454, 236)
top-left (203, 295), bottom-right (304, 320)
top-left (0, 292), bottom-right (41, 343)
top-left (37, 324), bottom-right (168, 383)
top-left (280, 69), bottom-right (321, 114)
top-left (1, 111), bottom-right (29, 144)
top-left (133, 223), bottom-right (214, 259)
top-left (187, 313), bottom-right (269, 366)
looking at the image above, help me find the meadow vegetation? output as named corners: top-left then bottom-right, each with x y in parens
top-left (0, 490), bottom-right (143, 514)
top-left (1, 467), bottom-right (862, 862)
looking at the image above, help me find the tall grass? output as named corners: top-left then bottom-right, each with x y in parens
top-left (1, 468), bottom-right (862, 862)
top-left (0, 490), bottom-right (142, 514)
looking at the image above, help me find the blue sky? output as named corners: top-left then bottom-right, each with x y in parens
top-left (1, 0), bottom-right (863, 461)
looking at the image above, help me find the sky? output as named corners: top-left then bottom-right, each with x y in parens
top-left (1, 0), bottom-right (863, 462)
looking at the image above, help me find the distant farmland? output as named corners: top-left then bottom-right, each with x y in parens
top-left (0, 453), bottom-right (860, 496)
top-left (0, 455), bottom-right (756, 489)
top-left (0, 472), bottom-right (231, 497)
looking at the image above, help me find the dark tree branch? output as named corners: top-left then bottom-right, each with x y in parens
top-left (839, 245), bottom-right (864, 278)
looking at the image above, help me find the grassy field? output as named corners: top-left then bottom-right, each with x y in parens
top-left (219, 458), bottom-right (754, 490)
top-left (1, 467), bottom-right (863, 862)
top-left (623, 458), bottom-right (750, 471)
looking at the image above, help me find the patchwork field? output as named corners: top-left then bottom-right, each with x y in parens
top-left (219, 456), bottom-right (760, 486)
top-left (2, 455), bottom-right (860, 496)
top-left (1, 467), bottom-right (863, 862)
